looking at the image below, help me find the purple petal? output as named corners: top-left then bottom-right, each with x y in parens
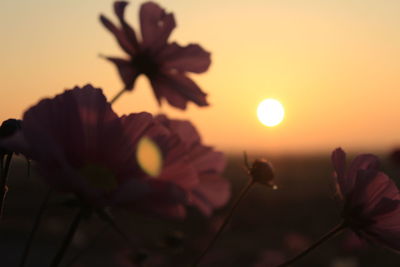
top-left (160, 43), bottom-right (211, 73)
top-left (100, 15), bottom-right (135, 56)
top-left (155, 115), bottom-right (201, 146)
top-left (150, 73), bottom-right (208, 109)
top-left (140, 2), bottom-right (176, 52)
top-left (191, 174), bottom-right (230, 216)
top-left (352, 170), bottom-right (399, 214)
top-left (103, 57), bottom-right (139, 90)
top-left (331, 147), bottom-right (348, 195)
top-left (22, 85), bottom-right (131, 200)
top-left (114, 1), bottom-right (139, 50)
top-left (121, 112), bottom-right (154, 145)
top-left (347, 153), bottom-right (379, 181)
top-left (192, 146), bottom-right (226, 174)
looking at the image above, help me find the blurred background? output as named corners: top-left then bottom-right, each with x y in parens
top-left (2, 0), bottom-right (400, 266)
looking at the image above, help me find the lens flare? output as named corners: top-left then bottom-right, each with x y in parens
top-left (137, 137), bottom-right (163, 177)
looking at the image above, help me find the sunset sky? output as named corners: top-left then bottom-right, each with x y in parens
top-left (1, 0), bottom-right (400, 154)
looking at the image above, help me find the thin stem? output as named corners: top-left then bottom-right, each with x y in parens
top-left (19, 189), bottom-right (52, 267)
top-left (276, 222), bottom-right (347, 267)
top-left (193, 179), bottom-right (255, 266)
top-left (50, 207), bottom-right (86, 267)
top-left (96, 209), bottom-right (138, 247)
top-left (110, 88), bottom-right (126, 104)
top-left (0, 153), bottom-right (13, 220)
top-left (63, 224), bottom-right (109, 267)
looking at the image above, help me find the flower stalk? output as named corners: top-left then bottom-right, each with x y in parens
top-left (50, 207), bottom-right (86, 267)
top-left (19, 189), bottom-right (52, 267)
top-left (110, 88), bottom-right (126, 104)
top-left (0, 153), bottom-right (13, 221)
top-left (276, 222), bottom-right (347, 267)
top-left (193, 179), bottom-right (255, 266)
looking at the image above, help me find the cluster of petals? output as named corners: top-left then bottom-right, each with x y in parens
top-left (100, 1), bottom-right (211, 110)
top-left (331, 147), bottom-right (400, 252)
top-left (1, 85), bottom-right (228, 218)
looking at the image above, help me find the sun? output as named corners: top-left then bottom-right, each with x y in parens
top-left (257, 98), bottom-right (285, 127)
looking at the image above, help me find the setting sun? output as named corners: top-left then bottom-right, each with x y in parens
top-left (257, 98), bottom-right (285, 127)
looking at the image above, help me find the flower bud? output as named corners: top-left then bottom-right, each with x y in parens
top-left (250, 158), bottom-right (276, 188)
top-left (0, 119), bottom-right (22, 157)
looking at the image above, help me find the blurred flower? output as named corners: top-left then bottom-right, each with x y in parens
top-left (118, 114), bottom-right (230, 218)
top-left (0, 119), bottom-right (22, 158)
top-left (249, 158), bottom-right (276, 188)
top-left (1, 85), bottom-right (186, 209)
top-left (254, 249), bottom-right (285, 267)
top-left (332, 148), bottom-right (400, 252)
top-left (100, 1), bottom-right (211, 109)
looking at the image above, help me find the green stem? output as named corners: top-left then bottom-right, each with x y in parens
top-left (19, 189), bottom-right (52, 267)
top-left (50, 207), bottom-right (86, 267)
top-left (193, 179), bottom-right (255, 266)
top-left (276, 222), bottom-right (347, 267)
top-left (110, 88), bottom-right (126, 104)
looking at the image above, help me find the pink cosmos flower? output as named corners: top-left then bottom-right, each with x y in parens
top-left (100, 1), bottom-right (211, 109)
top-left (332, 147), bottom-right (400, 252)
top-left (1, 85), bottom-right (185, 209)
top-left (117, 114), bottom-right (230, 218)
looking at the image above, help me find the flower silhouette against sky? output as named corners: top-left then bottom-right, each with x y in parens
top-left (332, 147), bottom-right (400, 252)
top-left (100, 1), bottom-right (211, 109)
top-left (0, 85), bottom-right (185, 209)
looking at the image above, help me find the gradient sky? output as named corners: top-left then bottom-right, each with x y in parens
top-left (1, 0), bottom-right (400, 154)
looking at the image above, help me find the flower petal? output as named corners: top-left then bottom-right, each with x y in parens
top-left (331, 147), bottom-right (348, 196)
top-left (347, 153), bottom-right (379, 181)
top-left (121, 112), bottom-right (154, 145)
top-left (351, 170), bottom-right (399, 215)
top-left (100, 15), bottom-right (135, 56)
top-left (114, 1), bottom-right (139, 51)
top-left (150, 73), bottom-right (208, 109)
top-left (140, 2), bottom-right (176, 52)
top-left (191, 174), bottom-right (230, 216)
top-left (103, 57), bottom-right (139, 90)
top-left (160, 43), bottom-right (211, 73)
top-left (22, 85), bottom-right (131, 202)
top-left (155, 115), bottom-right (201, 146)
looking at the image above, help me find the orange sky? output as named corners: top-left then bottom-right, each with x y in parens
top-left (1, 0), bottom-right (400, 154)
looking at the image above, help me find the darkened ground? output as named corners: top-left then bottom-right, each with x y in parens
top-left (1, 153), bottom-right (400, 267)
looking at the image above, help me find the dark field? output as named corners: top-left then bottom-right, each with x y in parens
top-left (1, 153), bottom-right (399, 267)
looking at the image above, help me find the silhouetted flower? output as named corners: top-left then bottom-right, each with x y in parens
top-left (0, 119), bottom-right (22, 158)
top-left (1, 85), bottom-right (184, 208)
top-left (332, 148), bottom-right (400, 252)
top-left (118, 114), bottom-right (230, 218)
top-left (100, 1), bottom-right (211, 109)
